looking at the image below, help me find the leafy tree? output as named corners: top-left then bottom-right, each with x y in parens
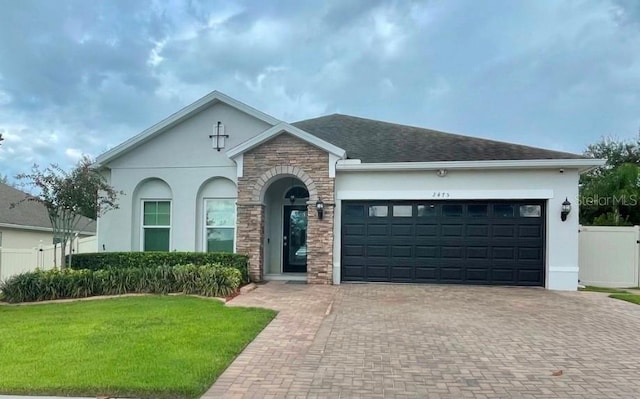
top-left (584, 135), bottom-right (640, 169)
top-left (580, 136), bottom-right (640, 225)
top-left (14, 156), bottom-right (121, 268)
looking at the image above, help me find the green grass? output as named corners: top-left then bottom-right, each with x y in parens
top-left (0, 296), bottom-right (276, 398)
top-left (609, 293), bottom-right (640, 305)
top-left (579, 286), bottom-right (640, 306)
top-left (579, 285), bottom-right (630, 294)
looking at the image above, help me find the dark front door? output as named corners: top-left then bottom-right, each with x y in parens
top-left (283, 206), bottom-right (308, 273)
top-left (341, 200), bottom-right (545, 286)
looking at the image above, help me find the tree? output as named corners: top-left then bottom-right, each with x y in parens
top-left (14, 156), bottom-right (121, 268)
top-left (580, 136), bottom-right (640, 225)
top-left (0, 133), bottom-right (3, 146)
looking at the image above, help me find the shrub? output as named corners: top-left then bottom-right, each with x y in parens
top-left (173, 264), bottom-right (241, 297)
top-left (67, 252), bottom-right (249, 282)
top-left (0, 264), bottom-right (242, 303)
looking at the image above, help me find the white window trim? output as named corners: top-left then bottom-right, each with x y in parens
top-left (203, 198), bottom-right (237, 253)
top-left (140, 199), bottom-right (172, 251)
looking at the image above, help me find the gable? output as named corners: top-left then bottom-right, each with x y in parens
top-left (96, 91), bottom-right (280, 169)
top-left (227, 122), bottom-right (346, 159)
top-left (107, 101), bottom-right (275, 169)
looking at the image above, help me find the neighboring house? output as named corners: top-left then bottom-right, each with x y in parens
top-left (95, 91), bottom-right (603, 290)
top-left (0, 183), bottom-right (96, 249)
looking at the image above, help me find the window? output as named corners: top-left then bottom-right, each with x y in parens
top-left (520, 205), bottom-right (542, 217)
top-left (284, 186), bottom-right (309, 200)
top-left (468, 204), bottom-right (488, 217)
top-left (494, 204), bottom-right (515, 217)
top-left (369, 205), bottom-right (388, 217)
top-left (345, 204), bottom-right (365, 217)
top-left (205, 199), bottom-right (236, 253)
top-left (417, 204), bottom-right (437, 217)
top-left (143, 201), bottom-right (171, 251)
top-left (393, 205), bottom-right (413, 217)
top-left (442, 204), bottom-right (463, 217)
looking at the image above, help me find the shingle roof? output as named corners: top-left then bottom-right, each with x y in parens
top-left (292, 114), bottom-right (585, 163)
top-left (0, 183), bottom-right (96, 233)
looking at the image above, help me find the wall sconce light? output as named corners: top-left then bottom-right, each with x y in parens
top-left (436, 169), bottom-right (448, 177)
top-left (561, 197), bottom-right (571, 221)
top-left (316, 198), bottom-right (325, 220)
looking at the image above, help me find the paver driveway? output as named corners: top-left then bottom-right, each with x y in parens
top-left (203, 282), bottom-right (640, 398)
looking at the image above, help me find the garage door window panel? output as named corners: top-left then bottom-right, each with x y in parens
top-left (369, 206), bottom-right (388, 217)
top-left (494, 204), bottom-right (515, 217)
top-left (393, 205), bottom-right (413, 217)
top-left (442, 204), bottom-right (463, 217)
top-left (345, 204), bottom-right (365, 218)
top-left (520, 205), bottom-right (542, 217)
top-left (417, 204), bottom-right (437, 217)
top-left (468, 204), bottom-right (489, 217)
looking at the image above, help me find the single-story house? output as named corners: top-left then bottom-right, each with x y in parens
top-left (0, 182), bottom-right (96, 249)
top-left (95, 91), bottom-right (603, 290)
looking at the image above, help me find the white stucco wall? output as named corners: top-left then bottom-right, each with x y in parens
top-left (108, 101), bottom-right (272, 169)
top-left (98, 101), bottom-right (269, 252)
top-left (333, 168), bottom-right (581, 291)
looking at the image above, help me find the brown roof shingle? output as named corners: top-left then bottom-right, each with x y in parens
top-left (292, 114), bottom-right (585, 163)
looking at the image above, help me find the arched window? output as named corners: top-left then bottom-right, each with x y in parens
top-left (197, 178), bottom-right (237, 253)
top-left (284, 186), bottom-right (309, 202)
top-left (134, 178), bottom-right (172, 251)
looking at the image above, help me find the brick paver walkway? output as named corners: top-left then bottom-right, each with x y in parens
top-left (203, 283), bottom-right (640, 398)
top-left (202, 281), bottom-right (338, 398)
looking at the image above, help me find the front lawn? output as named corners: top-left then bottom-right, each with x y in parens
top-left (609, 293), bottom-right (640, 305)
top-left (0, 296), bottom-right (276, 398)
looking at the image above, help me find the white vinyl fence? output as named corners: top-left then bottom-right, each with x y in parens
top-left (0, 236), bottom-right (97, 282)
top-left (579, 225), bottom-right (640, 288)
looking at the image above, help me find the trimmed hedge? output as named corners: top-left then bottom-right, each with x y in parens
top-left (0, 264), bottom-right (241, 304)
top-left (67, 252), bottom-right (249, 282)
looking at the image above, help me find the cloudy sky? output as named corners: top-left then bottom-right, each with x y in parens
top-left (0, 0), bottom-right (639, 181)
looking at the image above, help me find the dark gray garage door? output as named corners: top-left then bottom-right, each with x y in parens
top-left (341, 201), bottom-right (545, 286)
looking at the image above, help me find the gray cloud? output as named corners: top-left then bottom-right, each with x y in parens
top-left (0, 0), bottom-right (639, 184)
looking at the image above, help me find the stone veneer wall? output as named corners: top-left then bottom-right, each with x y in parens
top-left (236, 133), bottom-right (335, 284)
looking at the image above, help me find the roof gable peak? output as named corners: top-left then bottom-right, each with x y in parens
top-left (226, 122), bottom-right (346, 159)
top-left (95, 90), bottom-right (281, 167)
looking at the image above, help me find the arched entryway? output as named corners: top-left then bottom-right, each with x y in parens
top-left (263, 177), bottom-right (310, 279)
top-left (234, 132), bottom-right (336, 285)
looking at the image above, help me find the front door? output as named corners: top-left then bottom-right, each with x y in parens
top-left (283, 205), bottom-right (308, 273)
